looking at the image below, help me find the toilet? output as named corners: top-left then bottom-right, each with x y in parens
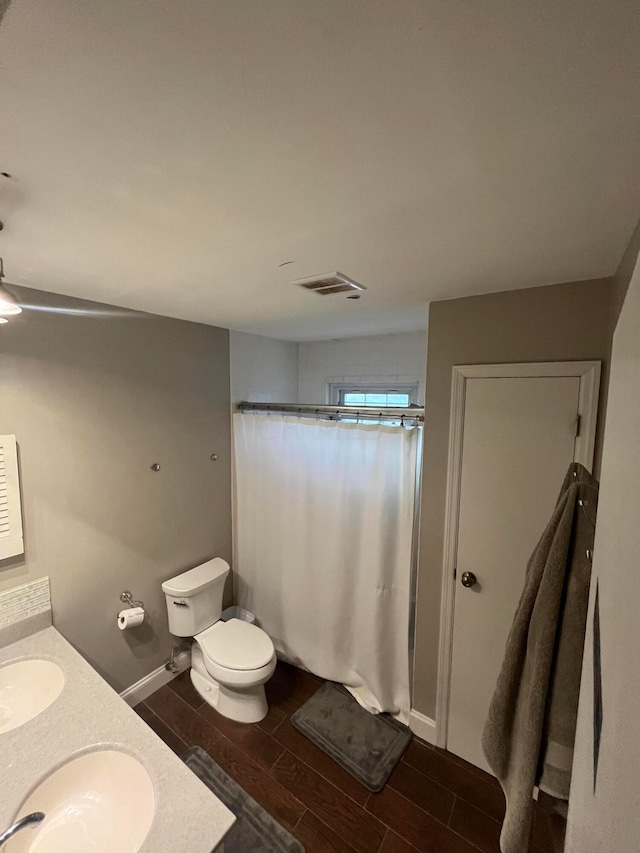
top-left (162, 558), bottom-right (276, 723)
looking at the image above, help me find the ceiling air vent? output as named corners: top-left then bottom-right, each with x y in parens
top-left (292, 271), bottom-right (366, 296)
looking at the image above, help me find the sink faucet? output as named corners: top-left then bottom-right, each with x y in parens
top-left (0, 812), bottom-right (45, 847)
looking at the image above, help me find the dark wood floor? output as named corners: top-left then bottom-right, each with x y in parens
top-left (135, 663), bottom-right (556, 853)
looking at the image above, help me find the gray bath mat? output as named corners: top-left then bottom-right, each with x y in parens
top-left (183, 746), bottom-right (304, 853)
top-left (291, 681), bottom-right (412, 792)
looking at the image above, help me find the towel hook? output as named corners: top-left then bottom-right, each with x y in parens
top-left (579, 496), bottom-right (597, 529)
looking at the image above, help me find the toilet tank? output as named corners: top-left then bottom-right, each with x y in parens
top-left (162, 558), bottom-right (230, 637)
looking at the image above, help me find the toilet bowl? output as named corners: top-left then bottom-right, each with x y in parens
top-left (162, 558), bottom-right (277, 724)
top-left (191, 620), bottom-right (276, 723)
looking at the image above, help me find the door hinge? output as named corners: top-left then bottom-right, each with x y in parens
top-left (575, 414), bottom-right (582, 438)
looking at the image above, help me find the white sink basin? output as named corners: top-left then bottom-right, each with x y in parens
top-left (0, 660), bottom-right (65, 734)
top-left (7, 750), bottom-right (155, 852)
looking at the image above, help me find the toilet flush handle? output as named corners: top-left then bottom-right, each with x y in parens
top-left (173, 599), bottom-right (188, 607)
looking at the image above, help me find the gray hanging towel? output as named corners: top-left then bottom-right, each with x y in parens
top-left (482, 462), bottom-right (597, 853)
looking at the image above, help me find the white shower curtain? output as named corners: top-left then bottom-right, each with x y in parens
top-left (233, 413), bottom-right (418, 723)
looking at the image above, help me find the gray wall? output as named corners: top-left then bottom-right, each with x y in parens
top-left (611, 214), bottom-right (640, 324)
top-left (297, 330), bottom-right (428, 405)
top-left (229, 330), bottom-right (298, 404)
top-left (0, 287), bottom-right (231, 692)
top-left (413, 277), bottom-right (616, 718)
top-left (565, 238), bottom-right (640, 853)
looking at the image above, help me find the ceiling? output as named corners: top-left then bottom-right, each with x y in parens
top-left (0, 0), bottom-right (639, 341)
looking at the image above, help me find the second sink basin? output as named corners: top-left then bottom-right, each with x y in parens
top-left (0, 660), bottom-right (65, 735)
top-left (7, 750), bottom-right (155, 852)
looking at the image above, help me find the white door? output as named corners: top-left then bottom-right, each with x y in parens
top-left (446, 372), bottom-right (593, 772)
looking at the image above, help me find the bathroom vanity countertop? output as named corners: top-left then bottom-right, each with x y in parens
top-left (0, 626), bottom-right (235, 852)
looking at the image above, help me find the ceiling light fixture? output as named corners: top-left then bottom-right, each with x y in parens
top-left (0, 317), bottom-right (8, 325)
top-left (0, 258), bottom-right (23, 315)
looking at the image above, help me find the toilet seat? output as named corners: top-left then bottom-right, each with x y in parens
top-left (196, 620), bottom-right (274, 672)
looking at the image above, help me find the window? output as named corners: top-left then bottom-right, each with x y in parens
top-left (331, 383), bottom-right (418, 407)
top-left (341, 390), bottom-right (412, 407)
top-left (329, 383), bottom-right (419, 425)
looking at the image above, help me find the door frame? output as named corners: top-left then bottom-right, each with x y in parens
top-left (434, 360), bottom-right (601, 749)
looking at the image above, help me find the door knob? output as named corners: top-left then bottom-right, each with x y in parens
top-left (461, 571), bottom-right (477, 588)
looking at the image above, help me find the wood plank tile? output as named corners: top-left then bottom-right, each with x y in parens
top-left (257, 704), bottom-right (287, 735)
top-left (133, 702), bottom-right (188, 756)
top-left (272, 718), bottom-right (369, 805)
top-left (271, 750), bottom-right (386, 853)
top-left (366, 786), bottom-right (477, 853)
top-left (209, 736), bottom-right (305, 831)
top-left (403, 741), bottom-right (505, 821)
top-left (266, 662), bottom-right (323, 716)
top-left (432, 745), bottom-right (500, 787)
top-left (450, 798), bottom-right (502, 853)
top-left (293, 810), bottom-right (359, 853)
top-left (386, 758), bottom-right (455, 824)
top-left (167, 669), bottom-right (205, 709)
top-left (142, 668), bottom-right (523, 853)
top-left (146, 685), bottom-right (220, 753)
top-left (197, 702), bottom-right (285, 770)
top-left (380, 830), bottom-right (420, 853)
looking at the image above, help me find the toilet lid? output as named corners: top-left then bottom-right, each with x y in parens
top-left (198, 620), bottom-right (274, 671)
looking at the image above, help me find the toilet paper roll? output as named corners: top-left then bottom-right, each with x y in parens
top-left (118, 607), bottom-right (145, 630)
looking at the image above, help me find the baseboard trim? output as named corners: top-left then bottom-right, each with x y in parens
top-left (409, 709), bottom-right (437, 745)
top-left (120, 650), bottom-right (191, 707)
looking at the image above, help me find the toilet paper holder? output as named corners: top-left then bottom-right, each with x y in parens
top-left (120, 590), bottom-right (143, 609)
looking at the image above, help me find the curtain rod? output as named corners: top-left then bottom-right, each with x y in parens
top-left (236, 402), bottom-right (424, 422)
